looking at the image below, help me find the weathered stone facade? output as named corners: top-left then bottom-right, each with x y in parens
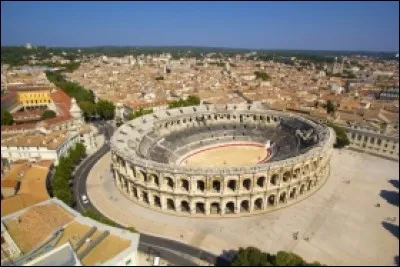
top-left (110, 104), bottom-right (335, 217)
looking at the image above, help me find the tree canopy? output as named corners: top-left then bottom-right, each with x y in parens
top-left (41, 110), bottom-right (56, 120)
top-left (96, 100), bottom-right (115, 120)
top-left (230, 247), bottom-right (324, 266)
top-left (326, 122), bottom-right (350, 148)
top-left (168, 95), bottom-right (200, 109)
top-left (127, 107), bottom-right (153, 120)
top-left (1, 109), bottom-right (14, 126)
top-left (254, 71), bottom-right (271, 81)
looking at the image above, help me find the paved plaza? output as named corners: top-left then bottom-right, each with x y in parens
top-left (87, 149), bottom-right (399, 266)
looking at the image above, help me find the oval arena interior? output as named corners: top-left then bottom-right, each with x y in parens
top-left (110, 104), bottom-right (335, 217)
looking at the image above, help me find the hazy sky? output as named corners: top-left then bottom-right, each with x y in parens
top-left (1, 1), bottom-right (399, 51)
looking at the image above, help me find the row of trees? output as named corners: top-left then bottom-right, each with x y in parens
top-left (46, 71), bottom-right (115, 120)
top-left (51, 143), bottom-right (86, 206)
top-left (230, 247), bottom-right (324, 266)
top-left (1, 109), bottom-right (13, 125)
top-left (168, 95), bottom-right (201, 109)
top-left (126, 107), bottom-right (154, 120)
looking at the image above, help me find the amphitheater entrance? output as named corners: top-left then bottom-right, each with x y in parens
top-left (181, 201), bottom-right (190, 213)
top-left (300, 184), bottom-right (306, 195)
top-left (225, 202), bottom-right (235, 214)
top-left (240, 200), bottom-right (250, 213)
top-left (210, 202), bottom-right (221, 214)
top-left (254, 198), bottom-right (263, 210)
top-left (167, 199), bottom-right (175, 211)
top-left (142, 192), bottom-right (149, 204)
top-left (197, 180), bottom-right (205, 192)
top-left (279, 192), bottom-right (287, 204)
top-left (154, 196), bottom-right (161, 208)
top-left (268, 195), bottom-right (275, 206)
top-left (196, 202), bottom-right (205, 214)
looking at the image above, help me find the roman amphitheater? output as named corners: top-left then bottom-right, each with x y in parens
top-left (110, 104), bottom-right (336, 217)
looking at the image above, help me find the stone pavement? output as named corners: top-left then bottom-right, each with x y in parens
top-left (87, 149), bottom-right (399, 266)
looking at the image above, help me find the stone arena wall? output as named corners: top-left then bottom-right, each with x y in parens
top-left (110, 104), bottom-right (335, 217)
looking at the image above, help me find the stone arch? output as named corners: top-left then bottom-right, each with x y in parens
top-left (308, 180), bottom-right (312, 190)
top-left (151, 174), bottom-right (159, 186)
top-left (243, 179), bottom-right (251, 190)
top-left (181, 200), bottom-right (190, 213)
top-left (282, 171), bottom-right (291, 183)
top-left (227, 180), bottom-right (236, 191)
top-left (256, 176), bottom-right (266, 188)
top-left (303, 164), bottom-right (310, 175)
top-left (270, 174), bottom-right (279, 186)
top-left (167, 198), bottom-right (175, 211)
top-left (240, 200), bottom-right (250, 212)
top-left (293, 168), bottom-right (301, 179)
top-left (154, 195), bottom-right (161, 208)
top-left (195, 202), bottom-right (205, 214)
top-left (254, 198), bottom-right (263, 210)
top-left (133, 187), bottom-right (138, 198)
top-left (181, 179), bottom-right (189, 192)
top-left (268, 194), bottom-right (275, 206)
top-left (279, 191), bottom-right (287, 204)
top-left (140, 170), bottom-right (148, 183)
top-left (142, 191), bottom-right (149, 204)
top-left (300, 184), bottom-right (306, 195)
top-left (225, 202), bottom-right (235, 214)
top-left (290, 187), bottom-right (297, 199)
top-left (210, 202), bottom-right (221, 214)
top-left (164, 176), bottom-right (174, 190)
top-left (197, 180), bottom-right (205, 192)
top-left (212, 180), bottom-right (221, 192)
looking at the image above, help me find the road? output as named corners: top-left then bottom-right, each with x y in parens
top-left (71, 120), bottom-right (227, 266)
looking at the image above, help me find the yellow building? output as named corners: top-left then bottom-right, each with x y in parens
top-left (15, 87), bottom-right (52, 106)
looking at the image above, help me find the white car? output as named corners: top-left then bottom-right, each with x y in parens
top-left (81, 195), bottom-right (89, 204)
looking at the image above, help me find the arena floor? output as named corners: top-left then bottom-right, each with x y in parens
top-left (178, 143), bottom-right (268, 168)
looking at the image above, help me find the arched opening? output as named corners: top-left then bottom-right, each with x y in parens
top-left (240, 200), bottom-right (250, 212)
top-left (293, 168), bottom-right (300, 179)
top-left (257, 176), bottom-right (265, 188)
top-left (152, 174), bottom-right (159, 186)
top-left (268, 195), bottom-right (275, 206)
top-left (133, 187), bottom-right (138, 198)
top-left (290, 188), bottom-right (296, 199)
top-left (267, 116), bottom-right (270, 123)
top-left (181, 179), bottom-right (189, 191)
top-left (142, 192), bottom-right (149, 204)
top-left (243, 179), bottom-right (251, 191)
top-left (308, 180), bottom-right (312, 190)
top-left (213, 180), bottom-right (221, 192)
top-left (197, 180), bottom-right (205, 192)
top-left (279, 192), bottom-right (287, 204)
top-left (196, 202), bottom-right (205, 214)
top-left (270, 174), bottom-right (278, 186)
top-left (303, 165), bottom-right (309, 175)
top-left (141, 171), bottom-right (148, 183)
top-left (154, 196), bottom-right (161, 208)
top-left (227, 180), bottom-right (236, 191)
top-left (254, 198), bottom-right (263, 210)
top-left (167, 199), bottom-right (175, 211)
top-left (300, 184), bottom-right (305, 194)
top-left (181, 201), bottom-right (190, 213)
top-left (225, 202), bottom-right (235, 214)
top-left (282, 171), bottom-right (291, 182)
top-left (210, 202), bottom-right (220, 214)
top-left (165, 177), bottom-right (174, 190)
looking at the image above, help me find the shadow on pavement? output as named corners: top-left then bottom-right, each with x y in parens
top-left (380, 190), bottom-right (399, 207)
top-left (389, 179), bottom-right (399, 190)
top-left (382, 221), bottom-right (399, 239)
top-left (215, 249), bottom-right (237, 266)
top-left (394, 255), bottom-right (399, 266)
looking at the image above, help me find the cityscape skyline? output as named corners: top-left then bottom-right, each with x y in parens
top-left (1, 1), bottom-right (399, 52)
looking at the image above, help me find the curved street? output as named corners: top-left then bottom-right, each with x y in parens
top-left (71, 121), bottom-right (223, 266)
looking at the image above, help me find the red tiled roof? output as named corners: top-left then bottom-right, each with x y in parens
top-left (50, 89), bottom-right (71, 117)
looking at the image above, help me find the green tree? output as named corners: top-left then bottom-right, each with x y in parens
top-left (326, 100), bottom-right (335, 114)
top-left (41, 110), bottom-right (56, 120)
top-left (96, 100), bottom-right (115, 120)
top-left (254, 71), bottom-right (271, 81)
top-left (168, 95), bottom-right (200, 109)
top-left (327, 122), bottom-right (350, 148)
top-left (127, 107), bottom-right (153, 120)
top-left (79, 101), bottom-right (97, 120)
top-left (1, 109), bottom-right (14, 125)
